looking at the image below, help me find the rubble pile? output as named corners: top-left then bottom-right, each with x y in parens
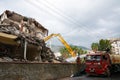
top-left (0, 10), bottom-right (56, 63)
top-left (0, 25), bottom-right (44, 46)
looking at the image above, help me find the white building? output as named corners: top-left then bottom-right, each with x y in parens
top-left (110, 38), bottom-right (120, 54)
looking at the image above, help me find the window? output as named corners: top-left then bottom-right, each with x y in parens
top-left (86, 55), bottom-right (101, 61)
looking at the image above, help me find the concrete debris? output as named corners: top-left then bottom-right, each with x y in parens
top-left (0, 10), bottom-right (61, 63)
top-left (0, 10), bottom-right (48, 37)
top-left (1, 57), bottom-right (13, 62)
top-left (55, 56), bottom-right (67, 63)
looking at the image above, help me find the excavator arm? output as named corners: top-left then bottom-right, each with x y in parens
top-left (44, 34), bottom-right (58, 42)
top-left (44, 33), bottom-right (76, 57)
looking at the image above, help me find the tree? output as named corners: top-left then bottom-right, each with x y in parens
top-left (60, 46), bottom-right (87, 58)
top-left (91, 43), bottom-right (99, 52)
top-left (91, 39), bottom-right (111, 52)
top-left (98, 39), bottom-right (111, 51)
top-left (60, 47), bottom-right (70, 58)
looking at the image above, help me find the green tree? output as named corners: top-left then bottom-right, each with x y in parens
top-left (60, 46), bottom-right (87, 58)
top-left (91, 39), bottom-right (111, 52)
top-left (60, 47), bottom-right (70, 58)
top-left (91, 43), bottom-right (99, 52)
top-left (99, 39), bottom-right (111, 51)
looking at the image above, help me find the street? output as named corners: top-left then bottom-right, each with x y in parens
top-left (58, 72), bottom-right (120, 80)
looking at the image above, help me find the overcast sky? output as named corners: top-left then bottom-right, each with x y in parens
top-left (0, 0), bottom-right (120, 48)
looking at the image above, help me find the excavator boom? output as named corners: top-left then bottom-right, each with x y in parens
top-left (44, 33), bottom-right (76, 57)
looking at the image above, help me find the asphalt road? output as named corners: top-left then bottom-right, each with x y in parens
top-left (58, 72), bottom-right (120, 80)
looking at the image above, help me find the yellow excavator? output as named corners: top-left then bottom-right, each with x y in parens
top-left (44, 33), bottom-right (76, 57)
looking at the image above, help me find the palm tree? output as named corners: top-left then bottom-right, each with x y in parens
top-left (60, 46), bottom-right (87, 58)
top-left (60, 47), bottom-right (69, 58)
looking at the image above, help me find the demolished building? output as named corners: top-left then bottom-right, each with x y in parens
top-left (0, 10), bottom-right (55, 62)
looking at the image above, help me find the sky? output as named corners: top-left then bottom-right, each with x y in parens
top-left (0, 0), bottom-right (120, 48)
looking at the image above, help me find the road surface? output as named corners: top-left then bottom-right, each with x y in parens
top-left (58, 72), bottom-right (120, 80)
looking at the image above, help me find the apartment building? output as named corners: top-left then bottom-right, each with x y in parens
top-left (110, 38), bottom-right (120, 54)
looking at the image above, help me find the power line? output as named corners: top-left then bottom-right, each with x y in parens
top-left (24, 0), bottom-right (103, 41)
top-left (36, 0), bottom-right (104, 38)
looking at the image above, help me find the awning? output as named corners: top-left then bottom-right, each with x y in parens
top-left (0, 32), bottom-right (18, 45)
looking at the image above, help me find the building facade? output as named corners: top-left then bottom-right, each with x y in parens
top-left (109, 38), bottom-right (120, 54)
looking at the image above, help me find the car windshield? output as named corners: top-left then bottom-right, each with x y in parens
top-left (86, 55), bottom-right (101, 61)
